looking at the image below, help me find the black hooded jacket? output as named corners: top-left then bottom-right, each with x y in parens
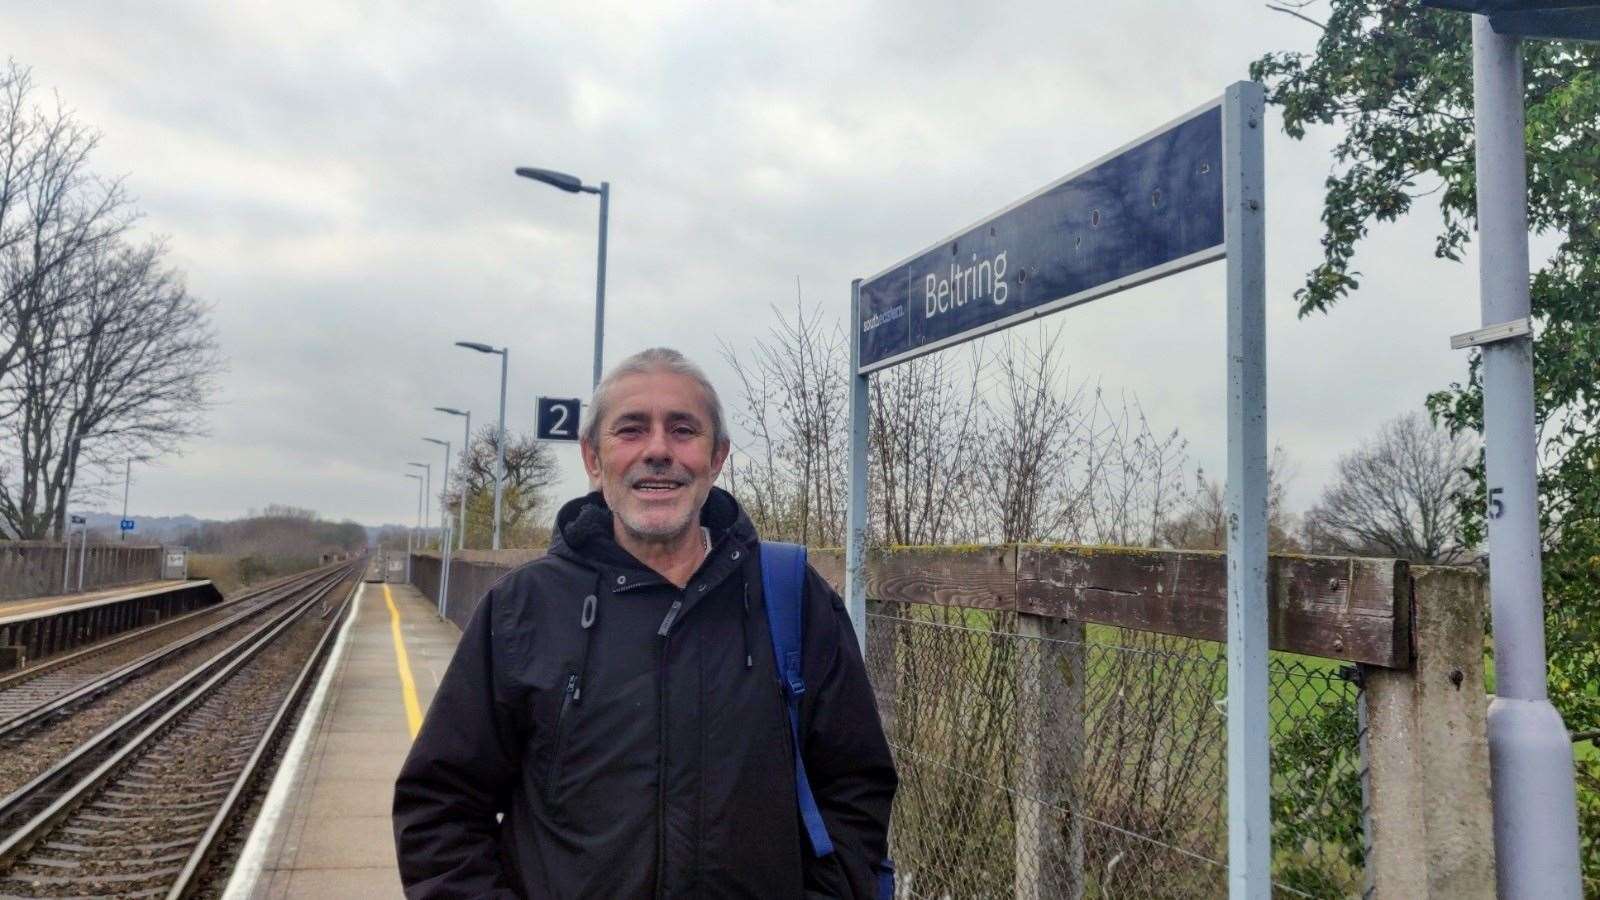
top-left (392, 489), bottom-right (897, 899)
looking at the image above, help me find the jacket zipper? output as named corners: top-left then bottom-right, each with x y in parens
top-left (547, 673), bottom-right (578, 797)
top-left (653, 598), bottom-right (683, 899)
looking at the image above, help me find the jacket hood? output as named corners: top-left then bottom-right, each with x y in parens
top-left (548, 486), bottom-right (756, 570)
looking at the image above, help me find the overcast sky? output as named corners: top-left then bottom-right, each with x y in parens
top-left (4, 2), bottom-right (1498, 529)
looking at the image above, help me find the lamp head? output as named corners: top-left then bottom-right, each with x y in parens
top-left (516, 166), bottom-right (585, 193)
top-left (455, 341), bottom-right (501, 355)
top-left (1419, 0), bottom-right (1600, 40)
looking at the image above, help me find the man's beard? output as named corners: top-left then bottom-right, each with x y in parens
top-left (611, 465), bottom-right (701, 544)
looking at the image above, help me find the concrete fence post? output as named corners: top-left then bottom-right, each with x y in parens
top-left (1014, 611), bottom-right (1085, 900)
top-left (1359, 566), bottom-right (1497, 898)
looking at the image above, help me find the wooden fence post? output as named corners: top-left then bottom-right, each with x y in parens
top-left (1014, 612), bottom-right (1085, 900)
top-left (1359, 566), bottom-right (1497, 898)
top-left (864, 598), bottom-right (902, 739)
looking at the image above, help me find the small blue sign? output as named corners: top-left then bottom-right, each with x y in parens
top-left (536, 397), bottom-right (581, 442)
top-left (120, 519), bottom-right (135, 531)
top-left (858, 102), bottom-right (1226, 372)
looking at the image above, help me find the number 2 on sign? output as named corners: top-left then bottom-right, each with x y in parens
top-left (1488, 487), bottom-right (1505, 519)
top-left (551, 404), bottom-right (570, 435)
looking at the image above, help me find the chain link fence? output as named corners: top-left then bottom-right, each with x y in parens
top-left (865, 602), bottom-right (1364, 899)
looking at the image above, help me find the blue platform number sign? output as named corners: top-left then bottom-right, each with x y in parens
top-left (536, 397), bottom-right (582, 442)
top-left (857, 103), bottom-right (1226, 372)
top-left (120, 519), bottom-right (135, 532)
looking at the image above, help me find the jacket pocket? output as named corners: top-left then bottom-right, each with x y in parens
top-left (546, 672), bottom-right (578, 798)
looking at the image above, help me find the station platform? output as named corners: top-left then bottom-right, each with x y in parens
top-left (224, 581), bottom-right (461, 898)
top-left (0, 579), bottom-right (193, 621)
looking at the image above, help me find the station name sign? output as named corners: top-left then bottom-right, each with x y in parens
top-left (857, 103), bottom-right (1226, 372)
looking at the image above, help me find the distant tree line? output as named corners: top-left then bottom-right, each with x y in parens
top-left (0, 61), bottom-right (221, 540)
top-left (180, 504), bottom-right (366, 559)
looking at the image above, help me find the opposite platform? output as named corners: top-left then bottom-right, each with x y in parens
top-left (226, 581), bottom-right (462, 898)
top-left (0, 579), bottom-right (194, 621)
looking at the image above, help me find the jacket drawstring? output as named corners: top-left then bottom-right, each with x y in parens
top-left (741, 579), bottom-right (754, 670)
top-left (574, 574), bottom-right (601, 702)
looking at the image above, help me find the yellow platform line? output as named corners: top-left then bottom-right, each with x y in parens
top-left (384, 584), bottom-right (424, 739)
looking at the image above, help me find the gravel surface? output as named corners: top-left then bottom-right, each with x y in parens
top-left (0, 577), bottom-right (353, 898)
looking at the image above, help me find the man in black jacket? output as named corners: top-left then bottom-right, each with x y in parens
top-left (393, 347), bottom-right (896, 898)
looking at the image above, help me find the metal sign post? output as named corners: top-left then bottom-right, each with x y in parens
top-left (846, 81), bottom-right (1269, 895)
top-left (1221, 81), bottom-right (1269, 899)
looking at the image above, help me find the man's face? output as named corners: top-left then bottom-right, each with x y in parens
top-left (581, 370), bottom-right (729, 545)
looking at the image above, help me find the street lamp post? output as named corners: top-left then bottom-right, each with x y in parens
top-left (405, 473), bottom-right (424, 583)
top-left (408, 462), bottom-right (431, 548)
top-left (1468, 14), bottom-right (1584, 894)
top-left (515, 166), bottom-right (610, 389)
top-left (455, 342), bottom-right (508, 550)
top-left (433, 407), bottom-right (471, 551)
top-left (1415, 2), bottom-right (1598, 893)
top-left (424, 437), bottom-right (452, 619)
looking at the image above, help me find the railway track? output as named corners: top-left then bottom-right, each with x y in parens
top-left (0, 564), bottom-right (345, 722)
top-left (0, 562), bottom-right (362, 897)
top-left (0, 566), bottom-right (354, 823)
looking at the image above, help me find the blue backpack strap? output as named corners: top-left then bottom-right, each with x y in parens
top-left (759, 541), bottom-right (835, 858)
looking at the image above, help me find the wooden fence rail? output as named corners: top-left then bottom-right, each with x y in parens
top-left (811, 544), bottom-right (1411, 668)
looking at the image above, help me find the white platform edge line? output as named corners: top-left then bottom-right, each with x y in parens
top-left (221, 583), bottom-right (366, 900)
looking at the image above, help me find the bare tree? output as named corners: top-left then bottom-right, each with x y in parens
top-left (1301, 411), bottom-right (1477, 563)
top-left (1160, 446), bottom-right (1301, 552)
top-left (973, 327), bottom-right (1085, 542)
top-left (870, 347), bottom-right (986, 545)
top-left (1, 235), bottom-right (218, 539)
top-left (720, 291), bottom-right (849, 546)
top-left (1, 61), bottom-right (132, 416)
top-left (970, 325), bottom-right (1190, 546)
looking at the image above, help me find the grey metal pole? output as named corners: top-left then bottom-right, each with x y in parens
top-left (440, 525), bottom-right (452, 620)
top-left (121, 458), bottom-right (130, 542)
top-left (460, 411), bottom-right (470, 550)
top-left (434, 440), bottom-right (451, 617)
top-left (493, 349), bottom-right (507, 551)
top-left (61, 515), bottom-right (72, 593)
top-left (60, 439), bottom-right (79, 590)
top-left (593, 182), bottom-right (609, 390)
top-left (843, 278), bottom-right (868, 654)
top-left (1223, 80), bottom-right (1270, 900)
top-left (406, 473), bottom-right (423, 583)
top-left (76, 521), bottom-right (87, 591)
top-left (1471, 18), bottom-right (1583, 897)
top-left (415, 463), bottom-right (431, 548)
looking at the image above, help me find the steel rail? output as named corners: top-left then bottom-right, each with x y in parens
top-left (167, 576), bottom-right (360, 897)
top-left (0, 565), bottom-right (352, 739)
top-left (0, 559), bottom-right (352, 694)
top-left (0, 563), bottom-right (360, 843)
